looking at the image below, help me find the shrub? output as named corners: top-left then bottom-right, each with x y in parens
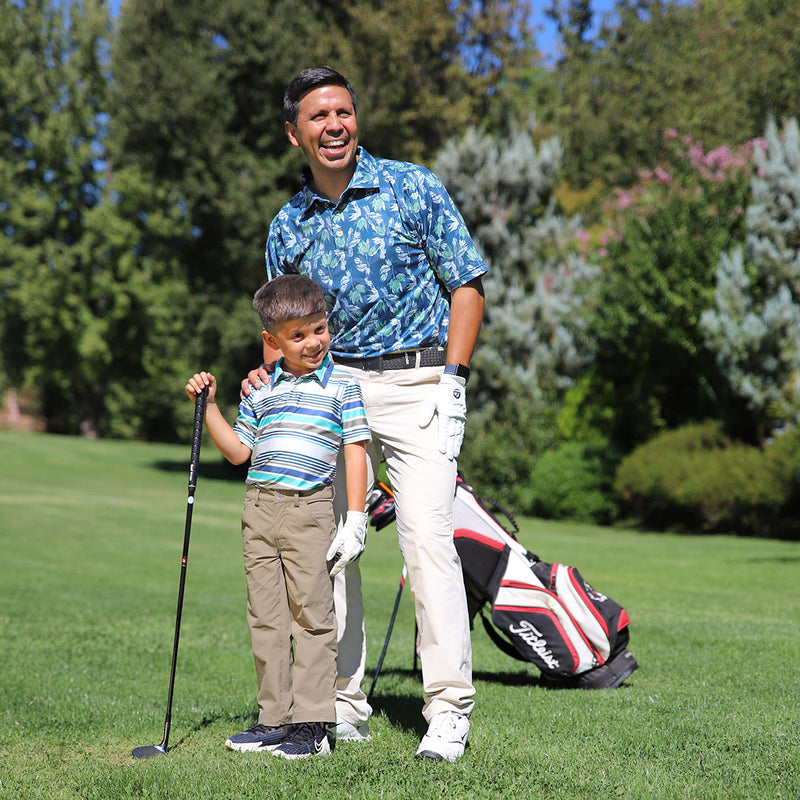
top-left (459, 412), bottom-right (557, 515)
top-left (615, 420), bottom-right (800, 537)
top-left (528, 442), bottom-right (620, 525)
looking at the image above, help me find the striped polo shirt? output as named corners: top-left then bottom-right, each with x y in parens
top-left (233, 354), bottom-right (370, 491)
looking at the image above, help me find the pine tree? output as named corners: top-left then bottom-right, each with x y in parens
top-left (434, 119), bottom-right (596, 422)
top-left (701, 117), bottom-right (800, 437)
top-left (433, 119), bottom-right (598, 503)
top-left (0, 0), bottom-right (194, 438)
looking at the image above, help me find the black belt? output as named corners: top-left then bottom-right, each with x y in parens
top-left (335, 347), bottom-right (447, 371)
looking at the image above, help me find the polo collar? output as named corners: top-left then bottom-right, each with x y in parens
top-left (300, 147), bottom-right (379, 210)
top-left (271, 353), bottom-right (335, 388)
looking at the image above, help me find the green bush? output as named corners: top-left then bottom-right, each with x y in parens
top-left (458, 416), bottom-right (555, 515)
top-left (615, 421), bottom-right (800, 537)
top-left (527, 441), bottom-right (620, 524)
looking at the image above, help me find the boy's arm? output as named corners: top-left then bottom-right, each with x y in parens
top-left (343, 440), bottom-right (368, 512)
top-left (186, 372), bottom-right (252, 466)
top-left (326, 439), bottom-right (369, 578)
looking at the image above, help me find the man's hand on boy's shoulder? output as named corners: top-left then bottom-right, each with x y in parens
top-left (240, 362), bottom-right (276, 398)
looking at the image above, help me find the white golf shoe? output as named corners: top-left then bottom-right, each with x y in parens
top-left (415, 711), bottom-right (470, 762)
top-left (330, 718), bottom-right (371, 742)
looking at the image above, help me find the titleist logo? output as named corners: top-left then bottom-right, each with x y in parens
top-left (508, 620), bottom-right (560, 670)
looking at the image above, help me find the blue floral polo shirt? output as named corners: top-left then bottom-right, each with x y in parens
top-left (265, 147), bottom-right (487, 358)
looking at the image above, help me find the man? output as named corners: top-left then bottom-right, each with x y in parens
top-left (248, 67), bottom-right (486, 762)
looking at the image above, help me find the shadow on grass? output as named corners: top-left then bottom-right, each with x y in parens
top-left (153, 458), bottom-right (250, 482)
top-left (367, 666), bottom-right (542, 735)
top-left (164, 709), bottom-right (259, 754)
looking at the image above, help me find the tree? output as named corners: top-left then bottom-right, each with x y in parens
top-left (701, 117), bottom-right (800, 439)
top-left (110, 0), bottom-right (540, 296)
top-left (433, 119), bottom-right (597, 507)
top-left (109, 0), bottom-right (543, 429)
top-left (0, 0), bottom-right (195, 437)
top-left (539, 0), bottom-right (800, 191)
top-left (572, 131), bottom-right (758, 451)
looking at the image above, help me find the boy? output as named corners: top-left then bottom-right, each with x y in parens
top-left (185, 274), bottom-right (370, 759)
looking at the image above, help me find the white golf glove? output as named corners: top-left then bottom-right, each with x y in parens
top-left (326, 510), bottom-right (368, 578)
top-left (419, 373), bottom-right (467, 461)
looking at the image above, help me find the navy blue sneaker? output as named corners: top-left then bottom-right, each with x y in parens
top-left (225, 723), bottom-right (290, 752)
top-left (271, 723), bottom-right (332, 760)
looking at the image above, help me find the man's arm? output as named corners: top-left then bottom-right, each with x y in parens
top-left (446, 276), bottom-right (485, 366)
top-left (420, 276), bottom-right (485, 460)
top-left (241, 336), bottom-right (282, 397)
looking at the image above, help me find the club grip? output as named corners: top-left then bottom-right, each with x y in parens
top-left (188, 387), bottom-right (207, 494)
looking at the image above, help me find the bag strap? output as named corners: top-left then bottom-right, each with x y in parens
top-left (478, 609), bottom-right (528, 662)
top-left (457, 473), bottom-right (520, 535)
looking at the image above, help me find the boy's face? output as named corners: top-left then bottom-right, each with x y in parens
top-left (263, 312), bottom-right (330, 377)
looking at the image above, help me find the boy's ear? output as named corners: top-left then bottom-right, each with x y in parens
top-left (262, 329), bottom-right (280, 350)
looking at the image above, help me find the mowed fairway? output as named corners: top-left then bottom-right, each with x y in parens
top-left (1, 430), bottom-right (798, 799)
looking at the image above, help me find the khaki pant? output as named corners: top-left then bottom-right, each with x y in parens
top-left (331, 365), bottom-right (475, 725)
top-left (241, 484), bottom-right (337, 725)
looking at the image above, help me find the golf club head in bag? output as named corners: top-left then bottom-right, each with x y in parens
top-left (132, 386), bottom-right (207, 759)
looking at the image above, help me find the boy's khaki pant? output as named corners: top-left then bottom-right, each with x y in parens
top-left (331, 365), bottom-right (475, 726)
top-left (241, 483), bottom-right (337, 725)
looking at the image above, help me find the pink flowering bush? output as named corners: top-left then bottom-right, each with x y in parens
top-left (567, 131), bottom-right (762, 451)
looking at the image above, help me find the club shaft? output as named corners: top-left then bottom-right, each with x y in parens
top-left (158, 387), bottom-right (207, 750)
top-left (367, 564), bottom-right (407, 700)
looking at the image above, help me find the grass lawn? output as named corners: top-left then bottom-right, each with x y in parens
top-left (1, 430), bottom-right (798, 799)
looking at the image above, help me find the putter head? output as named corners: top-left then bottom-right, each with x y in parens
top-left (132, 744), bottom-right (167, 759)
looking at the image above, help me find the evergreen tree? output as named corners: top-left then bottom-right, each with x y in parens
top-left (539, 0), bottom-right (800, 191)
top-left (701, 117), bottom-right (800, 438)
top-left (433, 119), bottom-right (597, 504)
top-left (0, 0), bottom-right (194, 438)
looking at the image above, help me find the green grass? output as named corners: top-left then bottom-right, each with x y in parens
top-left (1, 430), bottom-right (798, 799)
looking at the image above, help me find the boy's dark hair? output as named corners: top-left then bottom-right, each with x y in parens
top-left (253, 275), bottom-right (326, 334)
top-left (283, 67), bottom-right (357, 124)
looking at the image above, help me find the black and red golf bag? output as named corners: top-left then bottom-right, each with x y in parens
top-left (367, 474), bottom-right (638, 689)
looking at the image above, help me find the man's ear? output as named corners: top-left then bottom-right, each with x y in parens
top-left (285, 121), bottom-right (300, 147)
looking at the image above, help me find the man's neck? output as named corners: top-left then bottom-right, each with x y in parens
top-left (308, 153), bottom-right (358, 202)
top-left (310, 170), bottom-right (354, 202)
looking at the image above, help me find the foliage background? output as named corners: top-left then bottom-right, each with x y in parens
top-left (2, 0), bottom-right (800, 535)
top-left (1, 431), bottom-right (798, 798)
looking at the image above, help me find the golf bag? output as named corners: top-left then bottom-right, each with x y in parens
top-left (367, 475), bottom-right (638, 689)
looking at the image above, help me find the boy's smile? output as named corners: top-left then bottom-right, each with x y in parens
top-left (264, 312), bottom-right (330, 378)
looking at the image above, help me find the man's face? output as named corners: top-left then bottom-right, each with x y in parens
top-left (285, 85), bottom-right (358, 178)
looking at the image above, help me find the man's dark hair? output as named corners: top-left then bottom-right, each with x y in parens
top-left (253, 275), bottom-right (326, 334)
top-left (283, 67), bottom-right (357, 124)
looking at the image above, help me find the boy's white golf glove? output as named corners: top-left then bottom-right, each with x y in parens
top-left (326, 510), bottom-right (368, 577)
top-left (420, 373), bottom-right (467, 461)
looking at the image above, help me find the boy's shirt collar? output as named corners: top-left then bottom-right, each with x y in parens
top-left (271, 352), bottom-right (334, 388)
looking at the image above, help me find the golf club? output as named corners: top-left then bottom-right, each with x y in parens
top-left (367, 563), bottom-right (407, 701)
top-left (132, 386), bottom-right (207, 759)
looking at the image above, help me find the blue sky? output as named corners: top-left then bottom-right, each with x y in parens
top-left (107, 0), bottom-right (620, 63)
top-left (530, 0), bottom-right (619, 62)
